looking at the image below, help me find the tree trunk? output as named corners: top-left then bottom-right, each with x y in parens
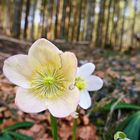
top-left (65, 0), bottom-right (71, 41)
top-left (41, 0), bottom-right (47, 38)
top-left (85, 0), bottom-right (96, 41)
top-left (114, 1), bottom-right (120, 48)
top-left (119, 0), bottom-right (127, 50)
top-left (30, 0), bottom-right (37, 40)
top-left (109, 0), bottom-right (116, 46)
top-left (46, 0), bottom-right (54, 39)
top-left (4, 0), bottom-right (11, 35)
top-left (131, 0), bottom-right (137, 47)
top-left (23, 0), bottom-right (31, 39)
top-left (71, 0), bottom-right (78, 41)
top-left (54, 0), bottom-right (60, 38)
top-left (96, 0), bottom-right (106, 48)
top-left (104, 0), bottom-right (112, 46)
top-left (12, 0), bottom-right (23, 38)
top-left (76, 0), bottom-right (83, 41)
top-left (60, 0), bottom-right (67, 39)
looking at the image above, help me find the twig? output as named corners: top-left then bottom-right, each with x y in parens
top-left (104, 94), bottom-right (125, 131)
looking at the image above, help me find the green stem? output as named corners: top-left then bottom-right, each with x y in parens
top-left (50, 115), bottom-right (58, 140)
top-left (72, 118), bottom-right (77, 140)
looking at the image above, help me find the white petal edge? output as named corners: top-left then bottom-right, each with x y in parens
top-left (46, 87), bottom-right (79, 118)
top-left (79, 90), bottom-right (91, 109)
top-left (29, 38), bottom-right (61, 54)
top-left (77, 63), bottom-right (95, 78)
top-left (15, 87), bottom-right (47, 113)
top-left (60, 52), bottom-right (77, 82)
top-left (3, 55), bottom-right (33, 88)
top-left (28, 38), bottom-right (62, 68)
top-left (86, 75), bottom-right (103, 91)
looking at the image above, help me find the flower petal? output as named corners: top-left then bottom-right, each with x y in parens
top-left (79, 90), bottom-right (91, 109)
top-left (77, 63), bottom-right (95, 78)
top-left (15, 87), bottom-right (47, 113)
top-left (3, 55), bottom-right (33, 88)
top-left (86, 75), bottom-right (103, 91)
top-left (60, 52), bottom-right (77, 82)
top-left (28, 38), bottom-right (61, 68)
top-left (46, 87), bottom-right (79, 118)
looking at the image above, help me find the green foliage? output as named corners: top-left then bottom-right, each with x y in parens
top-left (6, 131), bottom-right (33, 140)
top-left (104, 100), bottom-right (140, 111)
top-left (1, 133), bottom-right (13, 140)
top-left (0, 121), bottom-right (34, 140)
top-left (3, 121), bottom-right (34, 132)
top-left (117, 111), bottom-right (140, 140)
top-left (102, 50), bottom-right (120, 58)
top-left (104, 100), bottom-right (140, 140)
top-left (0, 118), bottom-right (3, 124)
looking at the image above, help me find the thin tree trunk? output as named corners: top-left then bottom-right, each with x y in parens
top-left (24, 0), bottom-right (31, 39)
top-left (119, 0), bottom-right (127, 50)
top-left (96, 0), bottom-right (106, 48)
top-left (12, 0), bottom-right (23, 38)
top-left (41, 0), bottom-right (47, 37)
top-left (60, 0), bottom-right (67, 39)
top-left (109, 0), bottom-right (116, 46)
top-left (85, 0), bottom-right (96, 41)
top-left (81, 0), bottom-right (87, 41)
top-left (71, 0), bottom-right (78, 41)
top-left (54, 0), bottom-right (60, 38)
top-left (65, 0), bottom-right (71, 41)
top-left (76, 0), bottom-right (83, 41)
top-left (104, 0), bottom-right (112, 46)
top-left (114, 1), bottom-right (120, 48)
top-left (4, 0), bottom-right (11, 35)
top-left (31, 0), bottom-right (37, 40)
top-left (46, 0), bottom-right (54, 39)
top-left (131, 0), bottom-right (137, 47)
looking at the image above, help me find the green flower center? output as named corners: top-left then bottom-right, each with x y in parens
top-left (43, 76), bottom-right (55, 86)
top-left (30, 65), bottom-right (69, 99)
top-left (75, 77), bottom-right (86, 91)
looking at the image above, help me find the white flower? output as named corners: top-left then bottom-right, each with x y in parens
top-left (75, 63), bottom-right (103, 109)
top-left (114, 131), bottom-right (130, 140)
top-left (3, 38), bottom-right (79, 118)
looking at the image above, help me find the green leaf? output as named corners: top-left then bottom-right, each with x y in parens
top-left (124, 112), bottom-right (140, 140)
top-left (0, 133), bottom-right (13, 140)
top-left (3, 133), bottom-right (12, 140)
top-left (117, 111), bottom-right (140, 140)
top-left (7, 131), bottom-right (33, 140)
top-left (116, 112), bottom-right (140, 131)
top-left (0, 136), bottom-right (4, 140)
top-left (104, 100), bottom-right (140, 110)
top-left (0, 118), bottom-right (3, 124)
top-left (3, 121), bottom-right (34, 131)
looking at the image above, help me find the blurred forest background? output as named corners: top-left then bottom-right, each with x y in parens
top-left (0, 0), bottom-right (140, 50)
top-left (0, 0), bottom-right (140, 140)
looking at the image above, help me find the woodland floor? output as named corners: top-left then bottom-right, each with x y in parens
top-left (0, 37), bottom-right (140, 140)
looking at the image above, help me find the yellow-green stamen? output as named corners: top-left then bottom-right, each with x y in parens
top-left (30, 65), bottom-right (68, 99)
top-left (43, 76), bottom-right (55, 86)
top-left (75, 77), bottom-right (86, 91)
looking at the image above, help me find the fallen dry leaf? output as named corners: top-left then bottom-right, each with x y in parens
top-left (77, 125), bottom-right (97, 140)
